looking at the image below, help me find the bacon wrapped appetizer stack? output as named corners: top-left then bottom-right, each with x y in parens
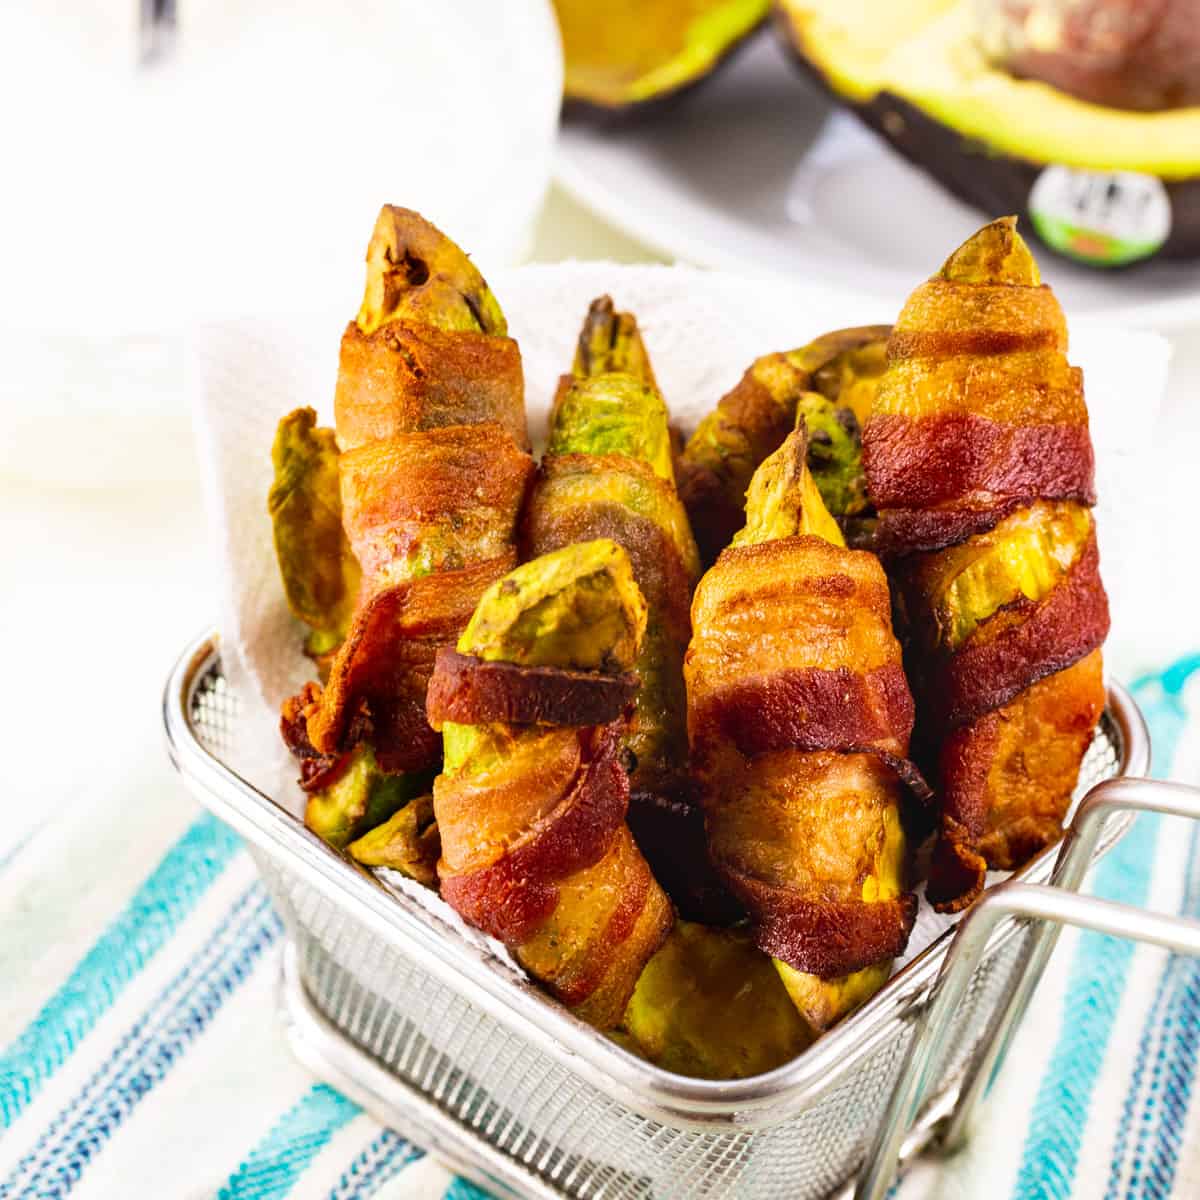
top-left (279, 206), bottom-right (534, 855)
top-left (863, 217), bottom-right (1109, 912)
top-left (522, 297), bottom-right (735, 920)
top-left (685, 427), bottom-right (918, 1033)
top-left (676, 325), bottom-right (890, 564)
top-left (427, 539), bottom-right (673, 1029)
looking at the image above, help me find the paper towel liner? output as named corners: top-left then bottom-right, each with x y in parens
top-left (191, 260), bottom-right (1170, 985)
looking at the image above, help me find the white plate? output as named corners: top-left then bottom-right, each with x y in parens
top-left (557, 32), bottom-right (1200, 330)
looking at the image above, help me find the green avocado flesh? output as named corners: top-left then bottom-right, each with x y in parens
top-left (779, 0), bottom-right (1200, 177)
top-left (555, 0), bottom-right (769, 109)
top-left (444, 539), bottom-right (646, 775)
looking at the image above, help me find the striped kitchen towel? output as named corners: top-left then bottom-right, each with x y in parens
top-left (1, 658), bottom-right (1198, 1200)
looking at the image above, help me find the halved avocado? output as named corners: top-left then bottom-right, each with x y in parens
top-left (555, 0), bottom-right (770, 113)
top-left (776, 0), bottom-right (1200, 262)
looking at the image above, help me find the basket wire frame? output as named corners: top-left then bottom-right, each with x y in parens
top-left (170, 637), bottom-right (1142, 1200)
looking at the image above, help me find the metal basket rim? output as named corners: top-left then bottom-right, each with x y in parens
top-left (163, 629), bottom-right (1150, 1131)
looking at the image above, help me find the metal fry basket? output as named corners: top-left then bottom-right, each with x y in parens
top-left (165, 632), bottom-right (1164, 1200)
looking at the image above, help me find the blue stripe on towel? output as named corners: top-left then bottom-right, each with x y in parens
top-left (0, 813), bottom-right (243, 1128)
top-left (1105, 824), bottom-right (1200, 1200)
top-left (1009, 659), bottom-right (1199, 1199)
top-left (1139, 854), bottom-right (1200, 1199)
top-left (442, 1180), bottom-right (495, 1200)
top-left (327, 1130), bottom-right (423, 1200)
top-left (0, 883), bottom-right (280, 1199)
top-left (217, 1084), bottom-right (361, 1200)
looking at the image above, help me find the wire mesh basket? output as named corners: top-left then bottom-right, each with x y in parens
top-left (164, 632), bottom-right (1151, 1200)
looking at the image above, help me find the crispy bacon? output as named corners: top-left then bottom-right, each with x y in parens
top-left (426, 647), bottom-right (638, 730)
top-left (690, 663), bottom-right (914, 758)
top-left (280, 683), bottom-right (364, 792)
top-left (305, 555), bottom-right (517, 772)
top-left (726, 869), bottom-right (918, 979)
top-left (928, 649), bottom-right (1106, 911)
top-left (865, 413), bottom-right (1095, 555)
top-left (297, 408), bottom-right (534, 776)
top-left (917, 532), bottom-right (1109, 731)
top-left (335, 321), bottom-right (528, 452)
top-left (339, 423), bottom-right (534, 586)
top-left (439, 724), bottom-right (629, 944)
top-left (436, 721), bottom-right (672, 1025)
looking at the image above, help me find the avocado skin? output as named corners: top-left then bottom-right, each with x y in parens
top-left (561, 12), bottom-right (769, 119)
top-left (775, 10), bottom-right (1200, 263)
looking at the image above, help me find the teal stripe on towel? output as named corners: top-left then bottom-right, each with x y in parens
top-left (0, 813), bottom-right (242, 1127)
top-left (218, 1084), bottom-right (362, 1200)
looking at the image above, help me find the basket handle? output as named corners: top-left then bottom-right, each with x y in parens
top-left (855, 777), bottom-right (1200, 1200)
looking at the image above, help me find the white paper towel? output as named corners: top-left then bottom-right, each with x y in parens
top-left (191, 259), bottom-right (1171, 968)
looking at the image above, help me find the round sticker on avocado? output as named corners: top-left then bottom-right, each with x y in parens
top-left (1029, 166), bottom-right (1171, 267)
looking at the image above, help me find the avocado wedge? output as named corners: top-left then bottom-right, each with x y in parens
top-left (555, 0), bottom-right (770, 113)
top-left (776, 0), bottom-right (1200, 263)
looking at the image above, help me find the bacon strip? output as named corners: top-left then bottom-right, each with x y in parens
top-left (436, 720), bottom-right (672, 1026)
top-left (726, 869), bottom-right (918, 979)
top-left (306, 555), bottom-right (516, 772)
top-left (439, 725), bottom-right (629, 944)
top-left (866, 413), bottom-right (1095, 555)
top-left (690, 663), bottom-right (914, 758)
top-left (927, 649), bottom-right (1106, 912)
top-left (335, 321), bottom-right (527, 452)
top-left (918, 532), bottom-right (1109, 731)
top-left (426, 647), bottom-right (638, 731)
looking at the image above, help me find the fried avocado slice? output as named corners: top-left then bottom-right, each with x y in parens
top-left (677, 326), bottom-right (890, 562)
top-left (346, 791), bottom-right (440, 887)
top-left (940, 214), bottom-right (1041, 287)
top-left (547, 297), bottom-right (675, 483)
top-left (355, 205), bottom-right (506, 337)
top-left (449, 538), bottom-right (646, 689)
top-left (794, 394), bottom-right (870, 529)
top-left (621, 921), bottom-right (812, 1079)
top-left (538, 297), bottom-right (699, 794)
top-left (303, 744), bottom-right (425, 851)
top-left (437, 541), bottom-right (673, 1030)
top-left (268, 407), bottom-right (361, 665)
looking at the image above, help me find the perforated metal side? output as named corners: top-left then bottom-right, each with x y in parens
top-left (185, 659), bottom-right (1118, 1200)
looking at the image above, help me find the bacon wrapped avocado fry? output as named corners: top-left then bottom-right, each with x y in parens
top-left (863, 217), bottom-right (1109, 912)
top-left (522, 297), bottom-right (737, 921)
top-left (427, 539), bottom-right (674, 1029)
top-left (279, 207), bottom-right (534, 863)
top-left (685, 427), bottom-right (919, 1033)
